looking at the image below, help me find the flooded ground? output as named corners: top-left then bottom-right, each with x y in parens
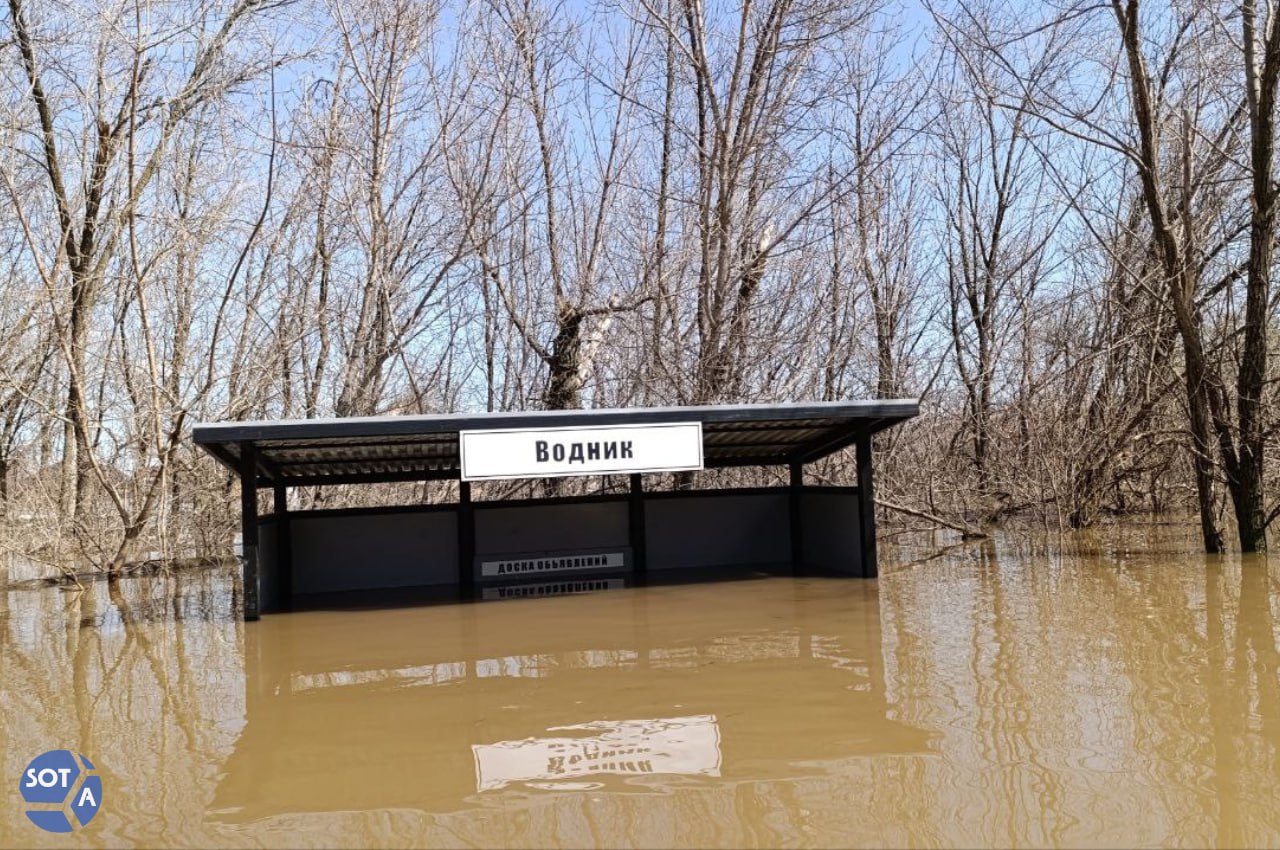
top-left (3, 523), bottom-right (1280, 848)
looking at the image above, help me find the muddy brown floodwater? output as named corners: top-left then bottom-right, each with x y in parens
top-left (3, 524), bottom-right (1280, 848)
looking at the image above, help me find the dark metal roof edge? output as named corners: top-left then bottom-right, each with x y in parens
top-left (191, 399), bottom-right (920, 445)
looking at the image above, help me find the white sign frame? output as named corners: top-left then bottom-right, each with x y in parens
top-left (459, 422), bottom-right (703, 481)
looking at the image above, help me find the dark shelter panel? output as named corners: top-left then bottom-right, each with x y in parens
top-left (192, 400), bottom-right (919, 619)
top-left (644, 491), bottom-right (792, 570)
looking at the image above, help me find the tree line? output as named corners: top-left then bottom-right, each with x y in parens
top-left (0, 0), bottom-right (1276, 573)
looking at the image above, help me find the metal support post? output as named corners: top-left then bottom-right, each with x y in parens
top-left (458, 481), bottom-right (475, 596)
top-left (856, 434), bottom-right (877, 578)
top-left (789, 462), bottom-right (804, 575)
top-left (239, 442), bottom-right (260, 620)
top-left (273, 484), bottom-right (292, 612)
top-left (630, 474), bottom-right (647, 583)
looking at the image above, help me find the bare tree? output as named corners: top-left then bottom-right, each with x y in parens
top-left (2, 0), bottom-right (288, 547)
top-left (1235, 0), bottom-right (1280, 548)
top-left (935, 0), bottom-right (1278, 551)
top-left (930, 8), bottom-right (1061, 493)
top-left (638, 0), bottom-right (880, 403)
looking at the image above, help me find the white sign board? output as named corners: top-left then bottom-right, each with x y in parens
top-left (472, 715), bottom-right (722, 791)
top-left (460, 422), bottom-right (703, 481)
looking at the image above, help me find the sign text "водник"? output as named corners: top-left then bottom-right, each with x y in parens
top-left (459, 422), bottom-right (703, 481)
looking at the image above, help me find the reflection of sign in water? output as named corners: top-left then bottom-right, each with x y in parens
top-left (472, 715), bottom-right (721, 791)
top-left (482, 577), bottom-right (626, 600)
top-left (460, 423), bottom-right (703, 480)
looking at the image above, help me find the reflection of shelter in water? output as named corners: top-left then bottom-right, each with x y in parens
top-left (209, 581), bottom-right (936, 821)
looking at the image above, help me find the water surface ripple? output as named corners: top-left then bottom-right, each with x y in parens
top-left (3, 526), bottom-right (1279, 848)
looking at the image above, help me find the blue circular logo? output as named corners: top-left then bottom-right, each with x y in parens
top-left (19, 750), bottom-right (102, 833)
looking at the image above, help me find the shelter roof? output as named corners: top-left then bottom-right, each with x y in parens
top-left (192, 399), bottom-right (919, 486)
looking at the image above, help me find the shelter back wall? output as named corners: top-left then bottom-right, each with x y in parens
top-left (259, 487), bottom-right (862, 597)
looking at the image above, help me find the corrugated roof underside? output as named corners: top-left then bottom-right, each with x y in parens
top-left (192, 401), bottom-right (920, 483)
top-left (210, 418), bottom-right (874, 483)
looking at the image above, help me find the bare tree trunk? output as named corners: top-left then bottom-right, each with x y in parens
top-left (1234, 0), bottom-right (1280, 552)
top-left (543, 306), bottom-right (584, 411)
top-left (1113, 0), bottom-right (1225, 551)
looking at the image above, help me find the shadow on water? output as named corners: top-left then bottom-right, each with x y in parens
top-left (285, 563), bottom-right (874, 613)
top-left (4, 526), bottom-right (1280, 847)
top-left (286, 564), bottom-right (790, 612)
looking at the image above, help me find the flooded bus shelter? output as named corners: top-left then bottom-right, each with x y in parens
top-left (191, 400), bottom-right (918, 619)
